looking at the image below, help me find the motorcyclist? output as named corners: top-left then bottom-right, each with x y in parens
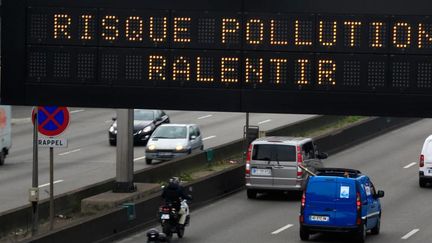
top-left (162, 177), bottom-right (192, 228)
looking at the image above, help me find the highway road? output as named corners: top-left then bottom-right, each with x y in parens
top-left (0, 106), bottom-right (312, 213)
top-left (118, 119), bottom-right (432, 243)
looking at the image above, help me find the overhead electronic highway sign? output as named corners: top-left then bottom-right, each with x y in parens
top-left (3, 0), bottom-right (432, 116)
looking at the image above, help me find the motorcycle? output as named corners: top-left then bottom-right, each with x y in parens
top-left (146, 228), bottom-right (169, 243)
top-left (158, 199), bottom-right (190, 239)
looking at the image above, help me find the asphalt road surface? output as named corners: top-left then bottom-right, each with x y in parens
top-left (118, 119), bottom-right (432, 243)
top-left (0, 106), bottom-right (312, 213)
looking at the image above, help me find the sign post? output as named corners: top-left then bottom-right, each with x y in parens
top-left (31, 107), bottom-right (39, 235)
top-left (32, 106), bottom-right (70, 230)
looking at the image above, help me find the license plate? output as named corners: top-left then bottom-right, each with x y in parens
top-left (251, 168), bottom-right (272, 176)
top-left (158, 152), bottom-right (172, 157)
top-left (310, 215), bottom-right (329, 222)
top-left (161, 214), bottom-right (170, 220)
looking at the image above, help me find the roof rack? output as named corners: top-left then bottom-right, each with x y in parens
top-left (316, 168), bottom-right (362, 178)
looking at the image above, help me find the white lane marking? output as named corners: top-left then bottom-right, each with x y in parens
top-left (404, 162), bottom-right (417, 169)
top-left (58, 149), bottom-right (81, 156)
top-left (203, 135), bottom-right (216, 141)
top-left (198, 114), bottom-right (213, 120)
top-left (38, 180), bottom-right (64, 188)
top-left (401, 229), bottom-right (420, 240)
top-left (11, 118), bottom-right (32, 125)
top-left (70, 109), bottom-right (85, 114)
top-left (134, 156), bottom-right (146, 161)
top-left (271, 224), bottom-right (294, 235)
top-left (258, 119), bottom-right (272, 125)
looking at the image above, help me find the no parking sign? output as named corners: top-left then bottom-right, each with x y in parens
top-left (32, 106), bottom-right (69, 147)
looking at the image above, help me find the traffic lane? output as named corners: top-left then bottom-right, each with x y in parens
top-left (117, 191), bottom-right (303, 243)
top-left (118, 119), bottom-right (432, 243)
top-left (1, 109), bottom-right (313, 212)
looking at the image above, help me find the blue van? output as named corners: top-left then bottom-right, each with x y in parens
top-left (299, 168), bottom-right (384, 243)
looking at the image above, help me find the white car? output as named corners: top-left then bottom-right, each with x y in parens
top-left (145, 124), bottom-right (204, 164)
top-left (419, 135), bottom-right (432, 187)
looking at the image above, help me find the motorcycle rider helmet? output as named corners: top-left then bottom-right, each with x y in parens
top-left (169, 176), bottom-right (180, 185)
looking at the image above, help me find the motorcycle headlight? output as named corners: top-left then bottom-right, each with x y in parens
top-left (148, 144), bottom-right (156, 150)
top-left (175, 145), bottom-right (184, 151)
top-left (143, 126), bottom-right (152, 133)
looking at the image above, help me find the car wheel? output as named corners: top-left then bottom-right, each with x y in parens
top-left (419, 178), bottom-right (427, 187)
top-left (146, 158), bottom-right (152, 165)
top-left (371, 216), bottom-right (381, 235)
top-left (0, 151), bottom-right (4, 166)
top-left (200, 145), bottom-right (204, 151)
top-left (109, 140), bottom-right (116, 146)
top-left (247, 189), bottom-right (257, 199)
top-left (299, 226), bottom-right (310, 241)
top-left (355, 223), bottom-right (366, 243)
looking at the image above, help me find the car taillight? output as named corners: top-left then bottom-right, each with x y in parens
top-left (420, 154), bottom-right (425, 168)
top-left (246, 144), bottom-right (252, 175)
top-left (301, 191), bottom-right (306, 208)
top-left (297, 146), bottom-right (303, 177)
top-left (300, 191), bottom-right (306, 223)
top-left (356, 192), bottom-right (362, 225)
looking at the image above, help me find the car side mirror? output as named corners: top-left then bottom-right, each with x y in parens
top-left (317, 152), bottom-right (328, 160)
top-left (375, 190), bottom-right (385, 198)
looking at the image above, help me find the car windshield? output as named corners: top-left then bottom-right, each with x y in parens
top-left (152, 126), bottom-right (187, 139)
top-left (134, 110), bottom-right (154, 121)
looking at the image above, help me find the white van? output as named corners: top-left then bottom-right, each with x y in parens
top-left (419, 134), bottom-right (432, 187)
top-left (0, 105), bottom-right (11, 166)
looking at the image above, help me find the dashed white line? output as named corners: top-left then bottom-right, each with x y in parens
top-left (38, 180), bottom-right (64, 188)
top-left (404, 162), bottom-right (417, 169)
top-left (203, 135), bottom-right (216, 141)
top-left (401, 229), bottom-right (419, 240)
top-left (134, 156), bottom-right (146, 161)
top-left (11, 118), bottom-right (32, 125)
top-left (70, 109), bottom-right (85, 114)
top-left (58, 149), bottom-right (81, 156)
top-left (198, 114), bottom-right (213, 120)
top-left (271, 224), bottom-right (294, 235)
top-left (258, 119), bottom-right (272, 125)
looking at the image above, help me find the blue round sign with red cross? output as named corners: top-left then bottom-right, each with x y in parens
top-left (32, 106), bottom-right (70, 137)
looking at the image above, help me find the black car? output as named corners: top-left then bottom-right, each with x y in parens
top-left (108, 109), bottom-right (170, 146)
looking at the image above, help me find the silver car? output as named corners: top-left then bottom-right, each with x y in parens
top-left (145, 124), bottom-right (204, 164)
top-left (245, 136), bottom-right (327, 199)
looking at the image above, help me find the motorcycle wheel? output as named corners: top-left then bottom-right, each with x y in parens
top-left (177, 225), bottom-right (185, 238)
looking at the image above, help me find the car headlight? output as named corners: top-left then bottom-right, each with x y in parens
top-left (176, 145), bottom-right (184, 151)
top-left (143, 126), bottom-right (152, 133)
top-left (148, 144), bottom-right (156, 150)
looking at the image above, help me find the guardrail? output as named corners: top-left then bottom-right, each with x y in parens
top-left (0, 116), bottom-right (420, 242)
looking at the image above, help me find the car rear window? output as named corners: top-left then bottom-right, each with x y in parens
top-left (307, 181), bottom-right (337, 200)
top-left (252, 144), bottom-right (296, 161)
top-left (425, 140), bottom-right (432, 159)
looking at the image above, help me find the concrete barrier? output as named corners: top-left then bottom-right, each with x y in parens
top-left (0, 116), bottom-right (420, 240)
